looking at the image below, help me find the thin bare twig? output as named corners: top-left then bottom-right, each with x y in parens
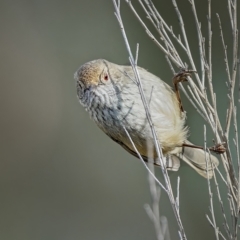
top-left (204, 125), bottom-right (220, 240)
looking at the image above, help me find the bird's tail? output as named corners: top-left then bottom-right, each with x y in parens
top-left (173, 140), bottom-right (219, 178)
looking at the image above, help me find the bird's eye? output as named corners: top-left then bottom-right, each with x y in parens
top-left (103, 74), bottom-right (108, 81)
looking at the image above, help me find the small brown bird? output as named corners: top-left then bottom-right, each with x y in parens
top-left (74, 59), bottom-right (219, 178)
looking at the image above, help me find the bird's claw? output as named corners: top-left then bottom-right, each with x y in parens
top-left (209, 142), bottom-right (226, 154)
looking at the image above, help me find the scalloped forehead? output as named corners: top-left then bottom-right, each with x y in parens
top-left (74, 59), bottom-right (106, 86)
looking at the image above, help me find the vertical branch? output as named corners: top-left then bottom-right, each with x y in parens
top-left (176, 177), bottom-right (180, 215)
top-left (206, 0), bottom-right (216, 107)
top-left (225, 0), bottom-right (238, 137)
top-left (212, 170), bottom-right (231, 239)
top-left (189, 0), bottom-right (206, 87)
top-left (237, 64), bottom-right (240, 215)
top-left (204, 125), bottom-right (220, 240)
top-left (216, 13), bottom-right (238, 204)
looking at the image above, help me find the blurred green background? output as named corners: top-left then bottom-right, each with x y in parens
top-left (0, 0), bottom-right (238, 239)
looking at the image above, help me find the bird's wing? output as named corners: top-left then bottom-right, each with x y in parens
top-left (109, 135), bottom-right (180, 171)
